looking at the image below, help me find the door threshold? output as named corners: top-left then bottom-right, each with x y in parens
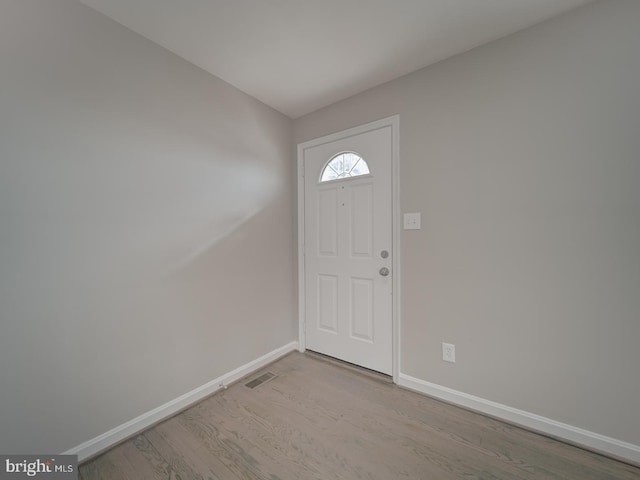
top-left (305, 350), bottom-right (393, 384)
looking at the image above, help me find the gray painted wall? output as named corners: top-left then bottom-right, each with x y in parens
top-left (0, 0), bottom-right (295, 453)
top-left (295, 0), bottom-right (640, 446)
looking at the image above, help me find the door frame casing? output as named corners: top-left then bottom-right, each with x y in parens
top-left (297, 115), bottom-right (400, 383)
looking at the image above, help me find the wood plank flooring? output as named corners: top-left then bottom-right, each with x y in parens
top-left (80, 352), bottom-right (640, 480)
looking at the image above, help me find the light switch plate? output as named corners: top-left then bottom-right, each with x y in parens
top-left (403, 212), bottom-right (421, 230)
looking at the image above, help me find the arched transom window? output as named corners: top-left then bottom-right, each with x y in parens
top-left (320, 152), bottom-right (370, 182)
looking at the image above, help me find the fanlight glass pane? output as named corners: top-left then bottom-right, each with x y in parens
top-left (320, 152), bottom-right (370, 182)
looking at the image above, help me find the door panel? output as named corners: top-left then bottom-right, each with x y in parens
top-left (318, 189), bottom-right (338, 256)
top-left (317, 274), bottom-right (338, 333)
top-left (350, 277), bottom-right (374, 341)
top-left (350, 183), bottom-right (373, 257)
top-left (303, 124), bottom-right (393, 375)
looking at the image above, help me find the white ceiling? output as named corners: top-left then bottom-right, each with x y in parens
top-left (77, 0), bottom-right (594, 118)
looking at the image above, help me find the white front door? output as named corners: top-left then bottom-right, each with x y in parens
top-left (300, 120), bottom-right (395, 375)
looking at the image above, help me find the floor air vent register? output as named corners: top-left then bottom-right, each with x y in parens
top-left (245, 371), bottom-right (277, 389)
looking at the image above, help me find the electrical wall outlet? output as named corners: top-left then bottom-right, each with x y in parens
top-left (442, 343), bottom-right (456, 363)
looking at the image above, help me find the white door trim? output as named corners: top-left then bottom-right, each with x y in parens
top-left (297, 115), bottom-right (400, 382)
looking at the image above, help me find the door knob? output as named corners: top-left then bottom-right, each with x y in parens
top-left (379, 267), bottom-right (390, 277)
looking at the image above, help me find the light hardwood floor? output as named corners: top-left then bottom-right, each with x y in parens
top-left (80, 352), bottom-right (640, 479)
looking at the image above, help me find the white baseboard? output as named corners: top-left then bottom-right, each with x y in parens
top-left (65, 341), bottom-right (299, 463)
top-left (398, 373), bottom-right (640, 466)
